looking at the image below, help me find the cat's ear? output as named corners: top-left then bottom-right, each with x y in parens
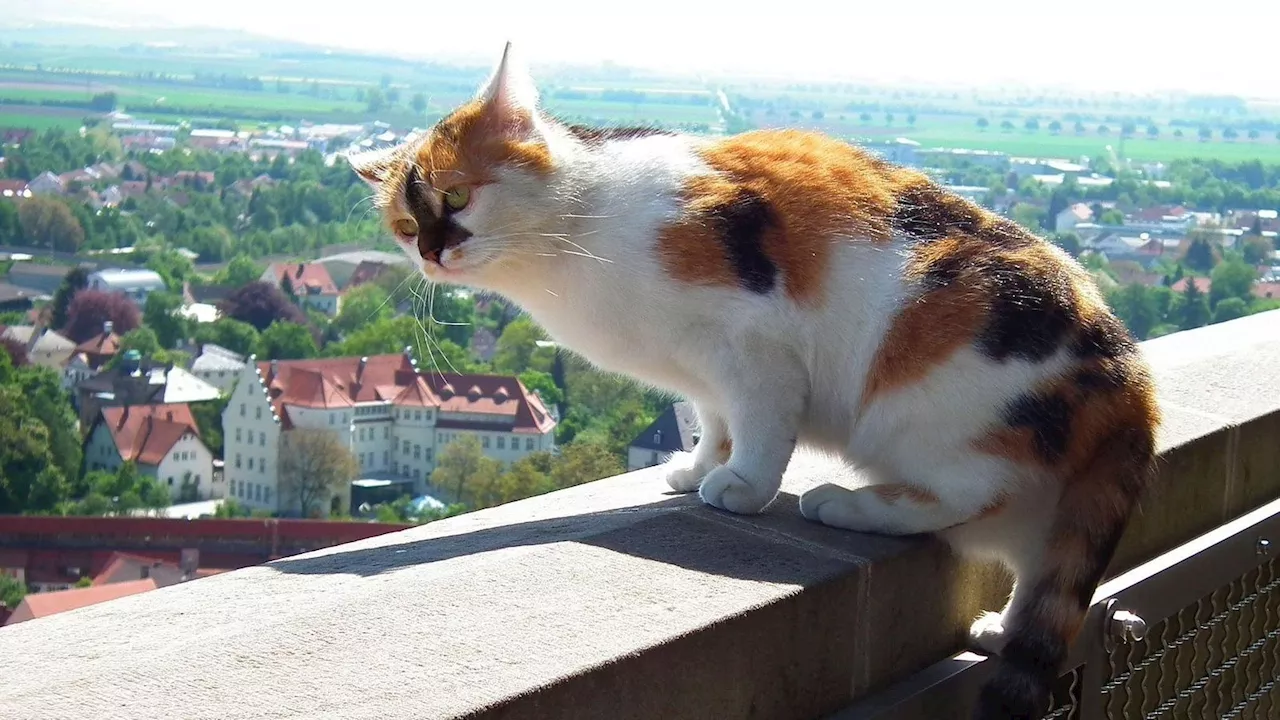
top-left (476, 42), bottom-right (540, 135)
top-left (346, 144), bottom-right (399, 189)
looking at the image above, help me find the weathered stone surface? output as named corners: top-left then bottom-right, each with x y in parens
top-left (2, 311), bottom-right (1277, 720)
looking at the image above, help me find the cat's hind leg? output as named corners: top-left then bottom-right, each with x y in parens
top-left (663, 404), bottom-right (731, 493)
top-left (799, 456), bottom-right (1014, 536)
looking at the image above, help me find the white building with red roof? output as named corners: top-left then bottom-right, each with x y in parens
top-left (82, 403), bottom-right (215, 501)
top-left (262, 262), bottom-right (343, 316)
top-left (221, 349), bottom-right (557, 515)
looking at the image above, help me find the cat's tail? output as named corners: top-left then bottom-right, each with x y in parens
top-left (973, 425), bottom-right (1158, 720)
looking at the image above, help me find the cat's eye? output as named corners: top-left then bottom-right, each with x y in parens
top-left (443, 186), bottom-right (471, 212)
top-left (392, 218), bottom-right (418, 238)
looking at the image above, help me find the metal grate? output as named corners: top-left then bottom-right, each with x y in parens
top-left (1042, 666), bottom-right (1083, 719)
top-left (1100, 557), bottom-right (1280, 719)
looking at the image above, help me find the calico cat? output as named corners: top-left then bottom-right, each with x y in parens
top-left (350, 43), bottom-right (1161, 720)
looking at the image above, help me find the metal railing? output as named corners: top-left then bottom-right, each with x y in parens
top-left (832, 496), bottom-right (1280, 720)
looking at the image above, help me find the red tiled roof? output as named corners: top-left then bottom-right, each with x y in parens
top-left (91, 552), bottom-right (187, 588)
top-left (76, 331), bottom-right (122, 357)
top-left (1170, 277), bottom-right (1212, 294)
top-left (98, 403), bottom-right (201, 466)
top-left (0, 179), bottom-right (27, 193)
top-left (346, 260), bottom-right (391, 290)
top-left (270, 262), bottom-right (339, 296)
top-left (257, 354), bottom-right (555, 433)
top-left (1255, 282), bottom-right (1280, 299)
top-left (4, 579), bottom-right (157, 625)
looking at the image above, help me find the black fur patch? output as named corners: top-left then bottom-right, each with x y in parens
top-left (1004, 392), bottom-right (1073, 463)
top-left (707, 187), bottom-right (778, 294)
top-left (977, 262), bottom-right (1078, 362)
top-left (1073, 365), bottom-right (1127, 393)
top-left (1070, 315), bottom-right (1136, 361)
top-left (919, 252), bottom-right (972, 292)
top-left (564, 124), bottom-right (674, 145)
top-left (892, 183), bottom-right (984, 241)
top-left (404, 165), bottom-right (472, 262)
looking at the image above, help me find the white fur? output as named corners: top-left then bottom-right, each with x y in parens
top-left (356, 47), bottom-right (1081, 652)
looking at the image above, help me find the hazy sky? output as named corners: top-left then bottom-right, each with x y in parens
top-left (32, 0), bottom-right (1280, 97)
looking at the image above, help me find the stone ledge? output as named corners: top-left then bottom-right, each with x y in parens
top-left (2, 310), bottom-right (1278, 720)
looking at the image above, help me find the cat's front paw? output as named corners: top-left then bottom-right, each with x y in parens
top-left (661, 451), bottom-right (706, 493)
top-left (699, 465), bottom-right (775, 515)
top-left (967, 611), bottom-right (1008, 656)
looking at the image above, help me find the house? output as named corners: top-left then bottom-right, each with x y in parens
top-left (73, 351), bottom-right (223, 427)
top-left (5, 262), bottom-right (81, 295)
top-left (221, 350), bottom-right (557, 516)
top-left (0, 178), bottom-right (29, 199)
top-left (26, 171), bottom-right (65, 196)
top-left (627, 402), bottom-right (701, 472)
top-left (3, 579), bottom-right (159, 626)
top-left (66, 320), bottom-right (123, 378)
top-left (0, 282), bottom-right (37, 312)
top-left (0, 324), bottom-right (76, 369)
top-left (1171, 277), bottom-right (1213, 295)
top-left (83, 403), bottom-right (215, 501)
top-left (183, 282), bottom-right (237, 307)
top-left (262, 262), bottom-right (342, 316)
top-left (91, 551), bottom-right (210, 588)
top-left (189, 343), bottom-right (246, 393)
top-left (87, 268), bottom-right (167, 304)
top-left (345, 260), bottom-right (393, 291)
top-left (311, 250), bottom-right (410, 290)
top-left (1055, 203), bottom-right (1094, 233)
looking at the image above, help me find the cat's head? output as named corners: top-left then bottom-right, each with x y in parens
top-left (348, 43), bottom-right (566, 288)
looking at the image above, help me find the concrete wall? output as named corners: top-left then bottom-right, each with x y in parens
top-left (8, 311), bottom-right (1275, 720)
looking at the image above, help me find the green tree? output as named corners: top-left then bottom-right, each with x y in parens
top-left (1212, 297), bottom-right (1249, 323)
top-left (1099, 209), bottom-right (1125, 225)
top-left (215, 255), bottom-right (265, 287)
top-left (492, 317), bottom-right (554, 374)
top-left (976, 117), bottom-right (989, 131)
top-left (1179, 280), bottom-right (1211, 330)
top-left (17, 196), bottom-right (85, 252)
top-left (430, 434), bottom-right (499, 507)
top-left (518, 369), bottom-right (563, 407)
top-left (143, 249), bottom-right (195, 291)
top-left (0, 573), bottom-right (26, 610)
top-left (192, 318), bottom-right (260, 356)
top-left (49, 266), bottom-right (90, 330)
top-left (411, 92), bottom-right (428, 114)
top-left (1182, 236), bottom-right (1217, 272)
top-left (549, 439), bottom-right (624, 489)
top-left (1241, 235), bottom-right (1273, 266)
top-left (9, 363), bottom-right (81, 493)
top-left (71, 462), bottom-right (170, 516)
top-left (143, 291), bottom-right (191, 349)
top-left (1010, 203), bottom-right (1045, 232)
top-left (1051, 232), bottom-right (1082, 256)
top-left (332, 283), bottom-right (392, 336)
top-left (1209, 258), bottom-right (1255, 306)
top-left (254, 321), bottom-right (319, 360)
top-left (1108, 284), bottom-right (1160, 340)
top-left (366, 87), bottom-right (386, 113)
top-left (190, 394), bottom-right (229, 459)
top-left (278, 428), bottom-right (358, 518)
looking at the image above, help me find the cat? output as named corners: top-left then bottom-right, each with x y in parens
top-left (349, 43), bottom-right (1161, 720)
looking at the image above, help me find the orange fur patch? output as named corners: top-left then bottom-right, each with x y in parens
top-left (872, 484), bottom-right (940, 505)
top-left (717, 436), bottom-right (733, 460)
top-left (658, 129), bottom-right (902, 305)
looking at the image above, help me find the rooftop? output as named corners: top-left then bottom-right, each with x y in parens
top-left (95, 403), bottom-right (201, 466)
top-left (3, 579), bottom-right (158, 626)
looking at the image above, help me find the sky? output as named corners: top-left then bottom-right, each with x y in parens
top-left (20, 0), bottom-right (1280, 97)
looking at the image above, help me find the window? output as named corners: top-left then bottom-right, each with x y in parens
top-left (425, 447), bottom-right (433, 461)
top-left (402, 441), bottom-right (409, 454)
top-left (256, 406), bottom-right (262, 420)
top-left (329, 414), bottom-right (335, 426)
top-left (393, 461), bottom-right (399, 473)
top-left (396, 410), bottom-right (401, 419)
top-left (414, 468), bottom-right (421, 480)
top-left (240, 404), bottom-right (246, 417)
top-left (413, 445), bottom-right (421, 459)
top-left (651, 451), bottom-right (659, 465)
top-left (358, 428), bottom-right (365, 442)
top-left (260, 432), bottom-right (266, 447)
top-left (425, 411), bottom-right (432, 421)
top-left (343, 413), bottom-right (348, 424)
top-left (359, 453), bottom-right (366, 466)
top-left (173, 451), bottom-right (179, 461)
top-left (264, 487), bottom-right (272, 504)
top-left (482, 436), bottom-right (490, 449)
top-left (526, 438), bottom-right (534, 451)
top-left (260, 459), bottom-right (267, 474)
top-left (167, 477), bottom-right (174, 486)
top-left (497, 437), bottom-right (505, 450)
top-left (236, 428), bottom-right (242, 442)
top-left (384, 427), bottom-right (389, 439)
top-left (248, 458), bottom-right (254, 470)
top-left (415, 411), bottom-right (422, 421)
top-left (238, 480), bottom-right (245, 497)
top-left (383, 451), bottom-right (388, 466)
top-left (254, 484), bottom-right (262, 502)
top-left (235, 454), bottom-right (242, 469)
top-left (195, 474), bottom-right (201, 485)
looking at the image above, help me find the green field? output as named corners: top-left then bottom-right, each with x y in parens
top-left (0, 104), bottom-right (85, 130)
top-left (905, 126), bottom-right (1280, 163)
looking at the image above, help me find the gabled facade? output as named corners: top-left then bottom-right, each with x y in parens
top-left (627, 401), bottom-right (701, 472)
top-left (262, 262), bottom-right (342, 316)
top-left (83, 403), bottom-right (215, 501)
top-left (221, 350), bottom-right (557, 516)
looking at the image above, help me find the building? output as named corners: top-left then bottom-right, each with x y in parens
top-left (189, 343), bottom-right (247, 393)
top-left (5, 263), bottom-right (85, 296)
top-left (0, 324), bottom-right (76, 369)
top-left (0, 178), bottom-right (29, 199)
top-left (87, 268), bottom-right (167, 305)
top-left (1055, 203), bottom-right (1094, 233)
top-left (221, 350), bottom-right (557, 516)
top-left (25, 171), bottom-right (65, 196)
top-left (626, 402), bottom-right (701, 472)
top-left (3, 579), bottom-right (158, 626)
top-left (0, 282), bottom-right (37, 312)
top-left (73, 352), bottom-right (223, 427)
top-left (83, 403), bottom-right (215, 501)
top-left (262, 262), bottom-right (343, 316)
top-left (311, 250), bottom-right (411, 290)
